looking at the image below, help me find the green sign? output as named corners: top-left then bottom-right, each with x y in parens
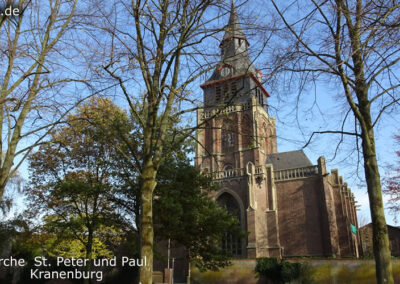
top-left (351, 224), bottom-right (357, 235)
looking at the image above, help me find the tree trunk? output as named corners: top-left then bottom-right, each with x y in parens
top-left (139, 159), bottom-right (157, 284)
top-left (361, 115), bottom-right (393, 284)
top-left (84, 231), bottom-right (93, 284)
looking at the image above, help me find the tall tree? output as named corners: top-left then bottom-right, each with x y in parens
top-left (96, 1), bottom-right (226, 282)
top-left (0, 0), bottom-right (92, 200)
top-left (25, 97), bottom-right (131, 270)
top-left (268, 0), bottom-right (400, 282)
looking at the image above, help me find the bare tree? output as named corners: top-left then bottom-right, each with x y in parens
top-left (268, 0), bottom-right (400, 283)
top-left (0, 0), bottom-right (93, 200)
top-left (91, 1), bottom-right (228, 282)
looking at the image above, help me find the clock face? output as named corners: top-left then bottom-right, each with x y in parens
top-left (220, 66), bottom-right (231, 77)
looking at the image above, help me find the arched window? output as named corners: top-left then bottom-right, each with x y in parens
top-left (223, 165), bottom-right (234, 177)
top-left (217, 193), bottom-right (242, 257)
top-left (222, 132), bottom-right (234, 148)
top-left (241, 115), bottom-right (252, 148)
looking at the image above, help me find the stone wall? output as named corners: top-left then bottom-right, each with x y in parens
top-left (191, 259), bottom-right (400, 284)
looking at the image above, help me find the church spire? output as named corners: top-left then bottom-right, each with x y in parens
top-left (221, 2), bottom-right (247, 44)
top-left (219, 3), bottom-right (250, 63)
top-left (202, 2), bottom-right (260, 84)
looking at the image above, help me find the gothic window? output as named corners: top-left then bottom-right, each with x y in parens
top-left (241, 115), bottom-right (253, 148)
top-left (222, 132), bottom-right (234, 148)
top-left (217, 193), bottom-right (242, 256)
top-left (222, 118), bottom-right (235, 150)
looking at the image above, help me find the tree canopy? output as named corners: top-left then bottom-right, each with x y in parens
top-left (25, 97), bottom-right (132, 263)
top-left (154, 154), bottom-right (243, 272)
top-left (0, 0), bottom-right (92, 201)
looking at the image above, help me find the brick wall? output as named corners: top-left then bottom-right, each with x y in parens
top-left (276, 177), bottom-right (327, 256)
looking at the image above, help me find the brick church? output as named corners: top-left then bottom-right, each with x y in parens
top-left (195, 4), bottom-right (360, 258)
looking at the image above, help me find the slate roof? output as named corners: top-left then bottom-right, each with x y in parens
top-left (266, 150), bottom-right (313, 170)
top-left (205, 3), bottom-right (257, 83)
top-left (223, 3), bottom-right (246, 41)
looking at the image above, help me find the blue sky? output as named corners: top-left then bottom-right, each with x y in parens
top-left (3, 0), bottom-right (399, 230)
top-left (268, 90), bottom-right (400, 226)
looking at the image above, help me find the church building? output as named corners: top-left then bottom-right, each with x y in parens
top-left (195, 4), bottom-right (360, 258)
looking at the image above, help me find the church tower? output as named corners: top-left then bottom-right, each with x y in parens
top-left (195, 3), bottom-right (282, 258)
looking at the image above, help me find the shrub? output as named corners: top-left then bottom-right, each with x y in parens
top-left (255, 257), bottom-right (281, 281)
top-left (255, 257), bottom-right (305, 283)
top-left (280, 260), bottom-right (300, 282)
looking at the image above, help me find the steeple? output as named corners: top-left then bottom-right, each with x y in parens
top-left (204, 3), bottom-right (257, 83)
top-left (221, 2), bottom-right (247, 46)
top-left (200, 1), bottom-right (270, 106)
top-left (219, 2), bottom-right (250, 62)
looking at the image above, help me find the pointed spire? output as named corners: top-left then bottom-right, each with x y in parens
top-left (222, 2), bottom-right (246, 42)
top-left (202, 1), bottom-right (258, 83)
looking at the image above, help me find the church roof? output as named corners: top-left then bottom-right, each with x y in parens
top-left (266, 150), bottom-right (313, 170)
